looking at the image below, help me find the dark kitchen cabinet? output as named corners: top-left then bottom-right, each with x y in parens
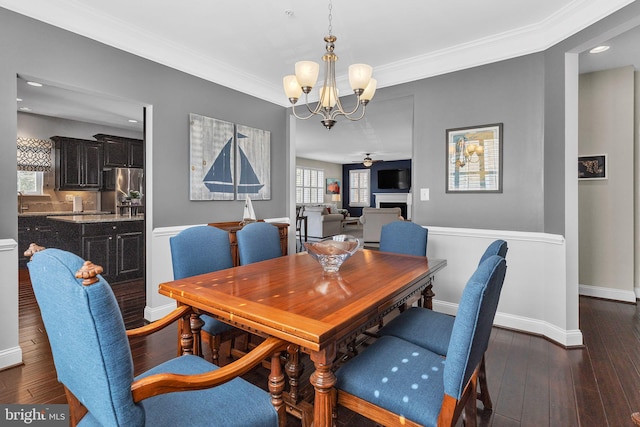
top-left (55, 220), bottom-right (144, 284)
top-left (18, 217), bottom-right (58, 268)
top-left (52, 136), bottom-right (103, 190)
top-left (95, 134), bottom-right (144, 168)
top-left (81, 221), bottom-right (144, 283)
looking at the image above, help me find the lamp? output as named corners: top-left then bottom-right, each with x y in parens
top-left (283, 0), bottom-right (376, 130)
top-left (331, 194), bottom-right (341, 202)
top-left (362, 155), bottom-right (373, 167)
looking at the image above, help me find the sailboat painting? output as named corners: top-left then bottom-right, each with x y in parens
top-left (189, 114), bottom-right (235, 200)
top-left (235, 124), bottom-right (271, 200)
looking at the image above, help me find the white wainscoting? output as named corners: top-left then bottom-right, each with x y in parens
top-left (426, 226), bottom-right (582, 347)
top-left (0, 239), bottom-right (22, 370)
top-left (148, 224), bottom-right (583, 347)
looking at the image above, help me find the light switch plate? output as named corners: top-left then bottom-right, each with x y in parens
top-left (420, 188), bottom-right (429, 201)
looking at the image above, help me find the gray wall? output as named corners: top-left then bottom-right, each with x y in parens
top-left (0, 7), bottom-right (287, 241)
top-left (367, 54), bottom-right (546, 232)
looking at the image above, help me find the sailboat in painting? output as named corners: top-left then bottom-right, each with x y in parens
top-left (202, 132), bottom-right (264, 194)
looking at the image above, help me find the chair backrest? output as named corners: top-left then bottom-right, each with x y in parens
top-left (478, 239), bottom-right (508, 266)
top-left (379, 221), bottom-right (428, 256)
top-left (443, 255), bottom-right (507, 400)
top-left (170, 225), bottom-right (234, 279)
top-left (236, 222), bottom-right (282, 265)
top-left (28, 249), bottom-right (144, 426)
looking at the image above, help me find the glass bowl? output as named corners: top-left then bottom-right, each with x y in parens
top-left (304, 234), bottom-right (362, 273)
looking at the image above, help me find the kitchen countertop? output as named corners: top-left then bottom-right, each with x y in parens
top-left (19, 211), bottom-right (111, 217)
top-left (46, 214), bottom-right (144, 223)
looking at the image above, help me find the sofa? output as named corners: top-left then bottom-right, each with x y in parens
top-left (359, 207), bottom-right (402, 243)
top-left (304, 206), bottom-right (343, 239)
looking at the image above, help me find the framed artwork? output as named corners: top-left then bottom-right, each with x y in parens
top-left (326, 178), bottom-right (340, 194)
top-left (189, 113), bottom-right (235, 200)
top-left (236, 124), bottom-right (271, 200)
top-left (578, 154), bottom-right (607, 180)
top-left (446, 123), bottom-right (503, 193)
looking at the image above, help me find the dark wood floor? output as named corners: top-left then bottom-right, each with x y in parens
top-left (2, 271), bottom-right (640, 426)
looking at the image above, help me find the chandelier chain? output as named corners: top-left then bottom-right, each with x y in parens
top-left (327, 0), bottom-right (333, 36)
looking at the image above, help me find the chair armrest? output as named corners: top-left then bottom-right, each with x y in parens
top-left (126, 305), bottom-right (193, 339)
top-left (130, 336), bottom-right (288, 401)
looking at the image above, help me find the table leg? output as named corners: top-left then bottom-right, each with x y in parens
top-left (268, 350), bottom-right (287, 427)
top-left (422, 277), bottom-right (435, 309)
top-left (284, 344), bottom-right (314, 426)
top-left (310, 347), bottom-right (337, 427)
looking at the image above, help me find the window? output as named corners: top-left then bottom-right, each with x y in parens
top-left (349, 169), bottom-right (370, 207)
top-left (296, 167), bottom-right (324, 204)
top-left (17, 170), bottom-right (44, 195)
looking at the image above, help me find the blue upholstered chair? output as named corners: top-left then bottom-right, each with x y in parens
top-left (27, 248), bottom-right (286, 427)
top-left (379, 221), bottom-right (428, 256)
top-left (378, 239), bottom-right (508, 409)
top-left (170, 225), bottom-right (240, 365)
top-left (236, 222), bottom-right (282, 265)
top-left (336, 255), bottom-right (507, 427)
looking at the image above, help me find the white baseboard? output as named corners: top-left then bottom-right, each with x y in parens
top-left (0, 346), bottom-right (22, 370)
top-left (144, 302), bottom-right (177, 323)
top-left (579, 284), bottom-right (636, 303)
top-left (433, 300), bottom-right (583, 347)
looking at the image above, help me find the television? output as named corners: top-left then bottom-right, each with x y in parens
top-left (377, 169), bottom-right (411, 190)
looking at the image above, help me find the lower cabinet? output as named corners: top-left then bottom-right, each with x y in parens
top-left (18, 217), bottom-right (59, 269)
top-left (80, 222), bottom-right (144, 284)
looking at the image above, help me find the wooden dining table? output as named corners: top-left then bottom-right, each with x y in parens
top-left (159, 249), bottom-right (446, 427)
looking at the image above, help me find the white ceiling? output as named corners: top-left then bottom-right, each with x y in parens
top-left (6, 0), bottom-right (638, 164)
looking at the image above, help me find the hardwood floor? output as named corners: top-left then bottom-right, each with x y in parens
top-left (2, 270), bottom-right (640, 426)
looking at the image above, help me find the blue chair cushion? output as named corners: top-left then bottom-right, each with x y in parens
top-left (237, 222), bottom-right (282, 265)
top-left (201, 314), bottom-right (235, 335)
top-left (336, 335), bottom-right (445, 427)
top-left (379, 222), bottom-right (428, 256)
top-left (379, 307), bottom-right (455, 356)
top-left (79, 355), bottom-right (278, 427)
top-left (478, 239), bottom-right (508, 266)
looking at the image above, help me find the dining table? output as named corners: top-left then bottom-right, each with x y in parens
top-left (159, 249), bottom-right (446, 427)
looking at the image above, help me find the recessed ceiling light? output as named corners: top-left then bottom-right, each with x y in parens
top-left (16, 98), bottom-right (22, 102)
top-left (589, 45), bottom-right (610, 54)
top-left (128, 119), bottom-right (138, 123)
top-left (26, 81), bottom-right (43, 87)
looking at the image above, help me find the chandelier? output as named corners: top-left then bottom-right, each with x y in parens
top-left (282, 0), bottom-right (376, 130)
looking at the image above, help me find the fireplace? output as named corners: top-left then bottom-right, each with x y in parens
top-left (380, 202), bottom-right (407, 219)
top-left (373, 193), bottom-right (412, 220)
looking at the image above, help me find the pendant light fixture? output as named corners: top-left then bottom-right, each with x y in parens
top-left (283, 0), bottom-right (376, 130)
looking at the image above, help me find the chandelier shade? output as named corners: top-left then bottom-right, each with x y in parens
top-left (282, 0), bottom-right (375, 129)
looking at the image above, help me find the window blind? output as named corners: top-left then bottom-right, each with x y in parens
top-left (17, 137), bottom-right (52, 171)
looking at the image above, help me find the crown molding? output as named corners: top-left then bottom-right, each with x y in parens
top-left (0, 0), bottom-right (634, 107)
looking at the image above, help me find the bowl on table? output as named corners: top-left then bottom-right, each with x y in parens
top-left (304, 234), bottom-right (362, 273)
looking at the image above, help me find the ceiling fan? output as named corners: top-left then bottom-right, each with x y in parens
top-left (352, 153), bottom-right (382, 167)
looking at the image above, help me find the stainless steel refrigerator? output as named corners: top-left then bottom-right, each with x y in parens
top-left (101, 168), bottom-right (144, 215)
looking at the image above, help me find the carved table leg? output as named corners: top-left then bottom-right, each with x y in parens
top-left (189, 313), bottom-right (204, 358)
top-left (269, 350), bottom-right (286, 427)
top-left (422, 277), bottom-right (435, 309)
top-left (310, 347), bottom-right (337, 427)
top-left (284, 344), bottom-right (313, 426)
top-left (285, 344), bottom-right (302, 402)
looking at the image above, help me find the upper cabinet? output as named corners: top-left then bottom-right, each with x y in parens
top-left (52, 136), bottom-right (103, 190)
top-left (94, 134), bottom-right (144, 168)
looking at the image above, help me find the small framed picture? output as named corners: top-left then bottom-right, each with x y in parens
top-left (578, 154), bottom-right (607, 180)
top-left (326, 178), bottom-right (340, 194)
top-left (446, 123), bottom-right (503, 193)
